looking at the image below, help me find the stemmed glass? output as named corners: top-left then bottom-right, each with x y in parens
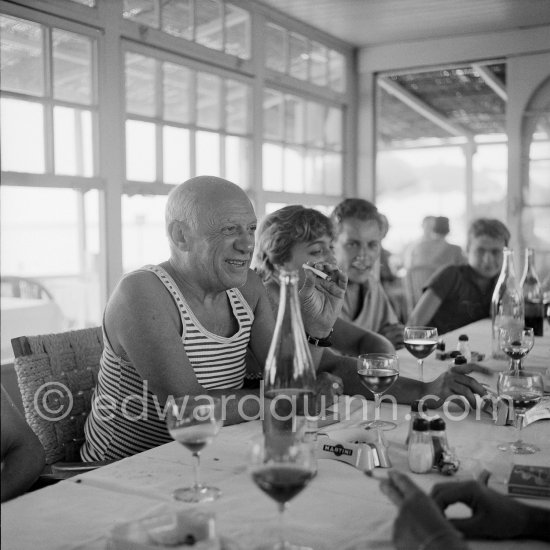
top-left (250, 436), bottom-right (316, 550)
top-left (166, 396), bottom-right (223, 502)
top-left (357, 353), bottom-right (400, 430)
top-left (497, 371), bottom-right (544, 455)
top-left (499, 326), bottom-right (535, 373)
top-left (403, 326), bottom-right (438, 381)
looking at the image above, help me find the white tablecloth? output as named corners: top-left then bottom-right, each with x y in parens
top-left (2, 320), bottom-right (549, 550)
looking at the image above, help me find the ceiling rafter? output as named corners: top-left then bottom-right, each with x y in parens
top-left (378, 76), bottom-right (475, 140)
top-left (472, 63), bottom-right (507, 101)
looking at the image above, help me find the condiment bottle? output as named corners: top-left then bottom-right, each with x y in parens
top-left (456, 334), bottom-right (471, 363)
top-left (408, 418), bottom-right (433, 474)
top-left (405, 399), bottom-right (427, 445)
top-left (429, 417), bottom-right (448, 466)
top-left (491, 248), bottom-right (524, 359)
top-left (521, 248), bottom-right (544, 336)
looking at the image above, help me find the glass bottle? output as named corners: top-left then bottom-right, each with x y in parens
top-left (263, 269), bottom-right (317, 452)
top-left (520, 248), bottom-right (544, 337)
top-left (407, 418), bottom-right (433, 474)
top-left (491, 248), bottom-right (524, 359)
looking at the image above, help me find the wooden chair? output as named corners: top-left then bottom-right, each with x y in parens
top-left (1, 275), bottom-right (54, 300)
top-left (11, 327), bottom-right (114, 480)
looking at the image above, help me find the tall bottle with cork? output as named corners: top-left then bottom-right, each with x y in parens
top-left (263, 269), bottom-right (317, 451)
top-left (521, 248), bottom-right (544, 337)
top-left (491, 248), bottom-right (524, 359)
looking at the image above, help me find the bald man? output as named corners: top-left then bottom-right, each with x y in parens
top-left (81, 176), bottom-right (346, 461)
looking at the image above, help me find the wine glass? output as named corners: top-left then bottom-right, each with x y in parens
top-left (166, 395), bottom-right (223, 502)
top-left (356, 353), bottom-right (399, 430)
top-left (250, 435), bottom-right (316, 550)
top-left (499, 326), bottom-right (535, 373)
top-left (403, 326), bottom-right (438, 381)
top-left (497, 371), bottom-right (544, 455)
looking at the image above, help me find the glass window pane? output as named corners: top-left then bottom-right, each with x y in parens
top-left (265, 23), bottom-right (285, 73)
top-left (283, 147), bottom-right (304, 193)
top-left (225, 136), bottom-right (250, 190)
top-left (324, 152), bottom-right (342, 195)
top-left (162, 0), bottom-right (193, 40)
top-left (197, 72), bottom-right (221, 129)
top-left (126, 120), bottom-right (156, 181)
top-left (225, 3), bottom-right (250, 59)
top-left (325, 107), bottom-right (342, 150)
top-left (306, 101), bottom-right (325, 147)
top-left (226, 79), bottom-right (249, 134)
top-left (526, 136), bottom-right (550, 205)
top-left (196, 131), bottom-right (220, 176)
top-left (304, 150), bottom-right (323, 194)
top-left (0, 186), bottom-right (102, 359)
top-left (195, 0), bottom-right (222, 51)
top-left (289, 33), bottom-right (308, 80)
top-left (122, 195), bottom-right (169, 273)
top-left (52, 29), bottom-right (93, 104)
top-left (123, 0), bottom-right (159, 28)
top-left (329, 50), bottom-right (346, 93)
top-left (125, 53), bottom-right (156, 117)
top-left (264, 89), bottom-right (283, 140)
top-left (0, 15), bottom-right (44, 96)
top-left (310, 42), bottom-right (327, 86)
top-left (285, 95), bottom-right (305, 144)
top-left (0, 98), bottom-right (45, 173)
top-left (54, 106), bottom-right (94, 176)
top-left (163, 126), bottom-right (190, 184)
top-left (163, 62), bottom-right (192, 123)
top-left (262, 143), bottom-right (283, 191)
top-left (472, 143), bottom-right (507, 220)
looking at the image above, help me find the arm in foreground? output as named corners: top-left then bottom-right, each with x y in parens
top-left (407, 288), bottom-right (442, 326)
top-left (380, 470), bottom-right (468, 550)
top-left (1, 385), bottom-right (46, 502)
top-left (431, 480), bottom-right (550, 542)
top-left (331, 317), bottom-right (395, 355)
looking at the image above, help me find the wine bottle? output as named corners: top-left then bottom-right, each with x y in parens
top-left (263, 269), bottom-right (317, 451)
top-left (491, 248), bottom-right (524, 359)
top-left (520, 248), bottom-right (544, 336)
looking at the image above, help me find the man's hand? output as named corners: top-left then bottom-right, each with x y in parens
top-left (423, 363), bottom-right (489, 409)
top-left (431, 480), bottom-right (533, 540)
top-left (299, 261), bottom-right (347, 337)
top-left (380, 470), bottom-right (467, 550)
top-left (379, 323), bottom-right (404, 349)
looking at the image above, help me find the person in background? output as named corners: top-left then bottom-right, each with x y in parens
top-left (1, 385), bottom-right (45, 502)
top-left (405, 216), bottom-right (465, 272)
top-left (381, 470), bottom-right (550, 550)
top-left (81, 177), bottom-right (347, 461)
top-left (254, 204), bottom-right (489, 409)
top-left (254, 205), bottom-right (395, 355)
top-left (407, 218), bottom-right (510, 334)
top-left (331, 199), bottom-right (405, 349)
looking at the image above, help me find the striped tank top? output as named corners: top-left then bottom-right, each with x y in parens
top-left (81, 265), bottom-right (254, 461)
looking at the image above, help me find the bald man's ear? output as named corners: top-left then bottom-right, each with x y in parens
top-left (168, 220), bottom-right (190, 251)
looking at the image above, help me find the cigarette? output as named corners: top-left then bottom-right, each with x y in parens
top-left (302, 263), bottom-right (329, 279)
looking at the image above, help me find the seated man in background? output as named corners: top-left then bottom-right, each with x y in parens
top-left (254, 204), bottom-right (488, 410)
top-left (82, 177), bottom-right (346, 461)
top-left (407, 218), bottom-right (510, 334)
top-left (1, 385), bottom-right (45, 502)
top-left (381, 470), bottom-right (550, 550)
top-left (331, 198), bottom-right (405, 349)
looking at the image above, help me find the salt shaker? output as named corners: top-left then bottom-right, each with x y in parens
top-left (408, 418), bottom-right (434, 474)
top-left (456, 334), bottom-right (471, 362)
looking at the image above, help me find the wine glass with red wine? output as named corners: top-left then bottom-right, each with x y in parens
top-left (497, 371), bottom-right (543, 455)
top-left (357, 353), bottom-right (399, 430)
top-left (166, 396), bottom-right (223, 503)
top-left (250, 436), bottom-right (316, 550)
top-left (403, 326), bottom-right (438, 381)
top-left (498, 326), bottom-right (534, 373)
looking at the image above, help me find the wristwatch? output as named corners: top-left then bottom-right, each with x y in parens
top-left (306, 329), bottom-right (333, 347)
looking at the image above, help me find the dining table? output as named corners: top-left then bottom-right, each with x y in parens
top-left (1, 318), bottom-right (549, 550)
